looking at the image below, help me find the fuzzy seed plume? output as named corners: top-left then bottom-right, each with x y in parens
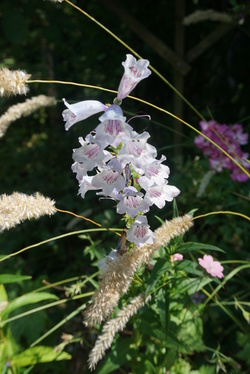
top-left (88, 293), bottom-right (151, 371)
top-left (0, 192), bottom-right (56, 232)
top-left (183, 10), bottom-right (233, 25)
top-left (0, 95), bottom-right (57, 138)
top-left (84, 214), bottom-right (193, 326)
top-left (0, 68), bottom-right (31, 97)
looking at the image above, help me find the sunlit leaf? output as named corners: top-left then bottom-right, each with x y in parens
top-left (0, 274), bottom-right (31, 284)
top-left (10, 346), bottom-right (71, 366)
top-left (0, 292), bottom-right (58, 320)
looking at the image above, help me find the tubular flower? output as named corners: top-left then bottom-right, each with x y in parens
top-left (62, 99), bottom-right (107, 130)
top-left (116, 54), bottom-right (151, 101)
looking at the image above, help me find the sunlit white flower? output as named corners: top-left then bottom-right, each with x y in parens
top-left (92, 169), bottom-right (126, 196)
top-left (118, 131), bottom-right (157, 173)
top-left (140, 155), bottom-right (170, 185)
top-left (127, 215), bottom-right (155, 247)
top-left (71, 162), bottom-right (87, 182)
top-left (62, 99), bottom-right (107, 130)
top-left (116, 187), bottom-right (149, 217)
top-left (143, 183), bottom-right (180, 209)
top-left (72, 136), bottom-right (110, 172)
top-left (117, 54), bottom-right (151, 101)
top-left (95, 105), bottom-right (133, 147)
top-left (78, 176), bottom-right (100, 199)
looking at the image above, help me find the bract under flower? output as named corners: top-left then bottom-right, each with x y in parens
top-left (117, 54), bottom-right (151, 101)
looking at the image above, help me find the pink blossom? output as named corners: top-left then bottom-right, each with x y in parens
top-left (173, 253), bottom-right (183, 261)
top-left (198, 254), bottom-right (224, 279)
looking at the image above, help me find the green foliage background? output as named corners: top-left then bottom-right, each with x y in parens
top-left (0, 0), bottom-right (249, 373)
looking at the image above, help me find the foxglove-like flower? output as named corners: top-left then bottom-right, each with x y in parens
top-left (116, 187), bottom-right (150, 218)
top-left (127, 215), bottom-right (155, 247)
top-left (63, 99), bottom-right (107, 130)
top-left (95, 105), bottom-right (133, 147)
top-left (117, 54), bottom-right (151, 101)
top-left (143, 183), bottom-right (180, 209)
top-left (198, 254), bottom-right (224, 278)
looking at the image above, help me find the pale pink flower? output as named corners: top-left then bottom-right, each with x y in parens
top-left (173, 253), bottom-right (183, 261)
top-left (117, 54), bottom-right (151, 101)
top-left (198, 254), bottom-right (224, 278)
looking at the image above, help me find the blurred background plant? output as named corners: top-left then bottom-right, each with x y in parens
top-left (0, 0), bottom-right (249, 373)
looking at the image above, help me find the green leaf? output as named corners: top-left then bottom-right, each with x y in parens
top-left (177, 242), bottom-right (225, 254)
top-left (10, 346), bottom-right (71, 366)
top-left (0, 292), bottom-right (58, 320)
top-left (0, 284), bottom-right (8, 302)
top-left (175, 277), bottom-right (213, 295)
top-left (97, 337), bottom-right (134, 374)
top-left (0, 274), bottom-right (31, 284)
top-left (145, 259), bottom-right (172, 297)
top-left (174, 260), bottom-right (204, 276)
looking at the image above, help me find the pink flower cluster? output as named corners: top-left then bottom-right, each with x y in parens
top-left (194, 120), bottom-right (250, 182)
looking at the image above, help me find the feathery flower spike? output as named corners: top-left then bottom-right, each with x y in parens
top-left (0, 95), bottom-right (57, 138)
top-left (88, 293), bottom-right (151, 371)
top-left (0, 192), bottom-right (56, 232)
top-left (0, 67), bottom-right (31, 97)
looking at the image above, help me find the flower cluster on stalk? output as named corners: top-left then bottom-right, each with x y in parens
top-left (194, 120), bottom-right (250, 182)
top-left (63, 54), bottom-right (180, 251)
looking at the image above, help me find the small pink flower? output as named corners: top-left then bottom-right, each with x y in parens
top-left (173, 253), bottom-right (183, 261)
top-left (117, 54), bottom-right (151, 101)
top-left (198, 254), bottom-right (224, 279)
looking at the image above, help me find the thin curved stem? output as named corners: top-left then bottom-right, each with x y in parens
top-left (0, 228), bottom-right (123, 263)
top-left (64, 0), bottom-right (205, 121)
top-left (194, 210), bottom-right (250, 222)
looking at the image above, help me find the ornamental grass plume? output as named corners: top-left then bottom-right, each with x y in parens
top-left (0, 67), bottom-right (31, 97)
top-left (183, 10), bottom-right (233, 25)
top-left (0, 192), bottom-right (56, 232)
top-left (84, 214), bottom-right (193, 326)
top-left (0, 95), bottom-right (57, 138)
top-left (88, 293), bottom-right (151, 371)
